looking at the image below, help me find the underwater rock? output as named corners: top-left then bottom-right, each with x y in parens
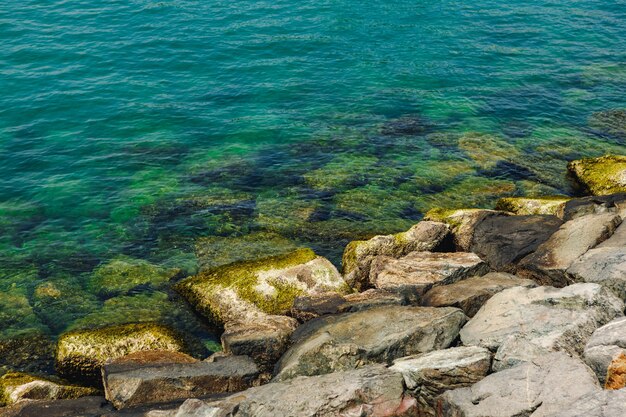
top-left (0, 332), bottom-right (55, 377)
top-left (589, 109), bottom-right (626, 141)
top-left (342, 221), bottom-right (450, 290)
top-left (274, 306), bottom-right (466, 381)
top-left (458, 132), bottom-right (521, 170)
top-left (0, 372), bottom-right (98, 406)
top-left (568, 155), bottom-right (626, 195)
top-left (381, 115), bottom-right (433, 136)
top-left (495, 196), bottom-right (570, 216)
top-left (302, 155), bottom-right (377, 191)
top-left (56, 322), bottom-right (187, 385)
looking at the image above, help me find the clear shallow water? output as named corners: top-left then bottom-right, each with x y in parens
top-left (1, 0), bottom-right (625, 366)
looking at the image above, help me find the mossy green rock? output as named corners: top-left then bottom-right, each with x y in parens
top-left (89, 256), bottom-right (181, 297)
top-left (56, 322), bottom-right (187, 385)
top-left (176, 249), bottom-right (348, 326)
top-left (495, 196), bottom-right (570, 216)
top-left (568, 155), bottom-right (626, 195)
top-left (0, 332), bottom-right (55, 376)
top-left (0, 372), bottom-right (98, 406)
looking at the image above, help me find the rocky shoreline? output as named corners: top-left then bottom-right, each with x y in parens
top-left (1, 154), bottom-right (626, 417)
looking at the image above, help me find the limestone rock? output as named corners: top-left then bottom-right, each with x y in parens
top-left (495, 196), bottom-right (569, 216)
top-left (424, 209), bottom-right (508, 251)
top-left (545, 389), bottom-right (626, 417)
top-left (518, 213), bottom-right (622, 286)
top-left (274, 306), bottom-right (466, 381)
top-left (56, 323), bottom-right (187, 385)
top-left (568, 155), bottom-right (626, 195)
top-left (342, 221), bottom-right (450, 290)
top-left (369, 252), bottom-right (489, 302)
top-left (469, 214), bottom-right (563, 271)
top-left (584, 316), bottom-right (626, 384)
top-left (0, 372), bottom-right (98, 407)
top-left (460, 284), bottom-right (624, 361)
top-left (421, 272), bottom-right (536, 317)
top-left (567, 247), bottom-right (626, 300)
top-left (437, 353), bottom-right (601, 417)
top-left (103, 355), bottom-right (259, 409)
top-left (390, 346), bottom-right (491, 416)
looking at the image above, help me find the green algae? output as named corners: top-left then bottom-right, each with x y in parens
top-left (458, 132), bottom-right (521, 169)
top-left (0, 372), bottom-right (98, 406)
top-left (568, 154), bottom-right (626, 195)
top-left (495, 196), bottom-right (570, 216)
top-left (303, 155), bottom-right (378, 191)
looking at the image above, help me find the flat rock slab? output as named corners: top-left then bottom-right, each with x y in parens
top-left (103, 355), bottom-right (259, 409)
top-left (567, 247), bottom-right (626, 300)
top-left (438, 353), bottom-right (601, 417)
top-left (274, 305), bottom-right (466, 381)
top-left (369, 252), bottom-right (489, 302)
top-left (460, 284), bottom-right (624, 364)
top-left (421, 272), bottom-right (536, 317)
top-left (545, 388), bottom-right (626, 417)
top-left (584, 316), bottom-right (626, 384)
top-left (469, 214), bottom-right (563, 271)
top-left (518, 213), bottom-right (622, 286)
top-left (390, 346), bottom-right (491, 416)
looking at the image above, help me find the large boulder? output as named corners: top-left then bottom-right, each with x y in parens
top-left (517, 213), bottom-right (622, 286)
top-left (176, 365), bottom-right (417, 417)
top-left (568, 155), bottom-right (626, 195)
top-left (56, 322), bottom-right (187, 385)
top-left (437, 353), bottom-right (601, 417)
top-left (560, 193), bottom-right (626, 221)
top-left (460, 284), bottom-right (623, 370)
top-left (545, 389), bottom-right (626, 417)
top-left (424, 209), bottom-right (508, 251)
top-left (495, 196), bottom-right (569, 216)
top-left (390, 346), bottom-right (491, 416)
top-left (369, 252), bottom-right (489, 302)
top-left (341, 221), bottom-right (450, 290)
top-left (0, 372), bottom-right (97, 407)
top-left (584, 316), bottom-right (626, 384)
top-left (469, 214), bottom-right (563, 271)
top-left (567, 247), bottom-right (626, 300)
top-left (274, 306), bottom-right (466, 381)
top-left (103, 354), bottom-right (259, 409)
top-left (421, 272), bottom-right (536, 317)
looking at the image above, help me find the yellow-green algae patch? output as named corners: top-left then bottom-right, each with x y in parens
top-left (495, 196), bottom-right (570, 216)
top-left (568, 155), bottom-right (626, 195)
top-left (0, 372), bottom-right (98, 406)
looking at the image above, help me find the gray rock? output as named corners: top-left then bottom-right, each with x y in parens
top-left (561, 193), bottom-right (626, 221)
top-left (274, 306), bottom-right (466, 381)
top-left (390, 346), bottom-right (491, 416)
top-left (469, 215), bottom-right (563, 271)
top-left (103, 355), bottom-right (259, 409)
top-left (369, 252), bottom-right (489, 302)
top-left (544, 387), bottom-right (626, 417)
top-left (584, 316), bottom-right (626, 384)
top-left (567, 247), bottom-right (626, 300)
top-left (598, 219), bottom-right (626, 247)
top-left (438, 353), bottom-right (601, 417)
top-left (342, 221), bottom-right (450, 290)
top-left (518, 213), bottom-right (622, 286)
top-left (340, 289), bottom-right (407, 312)
top-left (421, 272), bottom-right (536, 317)
top-left (460, 284), bottom-right (624, 358)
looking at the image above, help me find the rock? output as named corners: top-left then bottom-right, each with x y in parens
top-left (583, 316), bottom-right (626, 384)
top-left (567, 247), bottom-right (626, 300)
top-left (0, 396), bottom-right (111, 417)
top-left (342, 221), bottom-right (450, 290)
top-left (458, 132), bottom-right (521, 170)
top-left (589, 109), bottom-right (626, 141)
top-left (201, 365), bottom-right (417, 417)
top-left (424, 209), bottom-right (508, 251)
top-left (341, 289), bottom-right (407, 312)
top-left (545, 389), bottom-right (626, 417)
top-left (421, 272), bottom-right (536, 317)
top-left (568, 155), bottom-right (626, 195)
top-left (469, 214), bottom-right (563, 271)
top-left (103, 355), bottom-right (259, 409)
top-left (460, 284), bottom-right (623, 367)
top-left (598, 219), bottom-right (626, 247)
top-left (274, 306), bottom-right (466, 381)
top-left (517, 213), bottom-right (622, 286)
top-left (390, 346), bottom-right (491, 416)
top-left (495, 196), bottom-right (570, 216)
top-left (107, 350), bottom-right (198, 367)
top-left (560, 193), bottom-right (626, 221)
top-left (0, 332), bottom-right (55, 376)
top-left (0, 372), bottom-right (98, 407)
top-left (605, 353), bottom-right (626, 390)
top-left (381, 115), bottom-right (432, 136)
top-left (56, 323), bottom-right (187, 385)
top-left (437, 353), bottom-right (600, 417)
top-left (369, 252), bottom-right (489, 302)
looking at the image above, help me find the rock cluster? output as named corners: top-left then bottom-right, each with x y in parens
top-left (2, 155), bottom-right (625, 417)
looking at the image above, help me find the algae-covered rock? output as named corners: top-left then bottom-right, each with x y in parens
top-left (458, 132), bottom-right (521, 169)
top-left (0, 286), bottom-right (48, 340)
top-left (176, 249), bottom-right (348, 325)
top-left (568, 155), bottom-right (626, 195)
top-left (0, 332), bottom-right (55, 376)
top-left (495, 196), bottom-right (570, 216)
top-left (302, 155), bottom-right (377, 191)
top-left (89, 256), bottom-right (181, 298)
top-left (56, 322), bottom-right (187, 385)
top-left (0, 372), bottom-right (98, 406)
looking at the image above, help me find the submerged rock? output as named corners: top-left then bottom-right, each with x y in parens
top-left (458, 132), bottom-right (520, 170)
top-left (589, 109), bottom-right (626, 141)
top-left (0, 332), bottom-right (55, 376)
top-left (495, 196), bottom-right (570, 216)
top-left (342, 221), bottom-right (450, 290)
top-left (56, 322), bottom-right (187, 385)
top-left (584, 316), bottom-right (626, 384)
top-left (0, 372), bottom-right (97, 407)
top-left (274, 306), bottom-right (466, 380)
top-left (568, 155), bottom-right (626, 195)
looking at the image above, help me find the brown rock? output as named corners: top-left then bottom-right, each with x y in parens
top-left (605, 353), bottom-right (626, 390)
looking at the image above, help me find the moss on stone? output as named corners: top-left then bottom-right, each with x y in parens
top-left (303, 155), bottom-right (377, 191)
top-left (495, 196), bottom-right (570, 216)
top-left (568, 155), bottom-right (626, 195)
top-left (458, 132), bottom-right (521, 169)
top-left (0, 372), bottom-right (98, 406)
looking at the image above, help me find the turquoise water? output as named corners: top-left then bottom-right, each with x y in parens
top-left (1, 0), bottom-right (625, 370)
